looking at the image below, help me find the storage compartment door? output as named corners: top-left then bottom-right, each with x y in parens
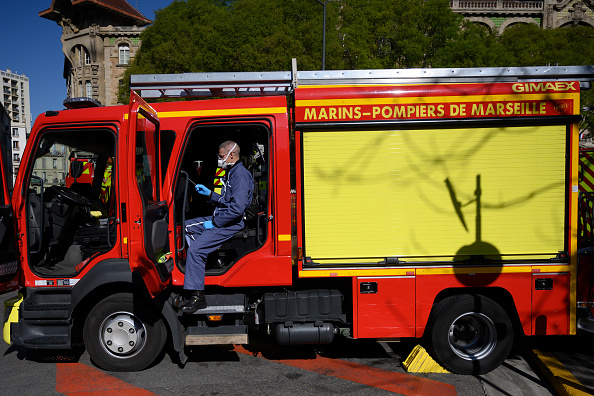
top-left (532, 273), bottom-right (570, 335)
top-left (356, 276), bottom-right (415, 338)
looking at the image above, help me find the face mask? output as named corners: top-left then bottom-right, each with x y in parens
top-left (217, 143), bottom-right (236, 169)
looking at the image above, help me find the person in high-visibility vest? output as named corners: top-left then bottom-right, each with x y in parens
top-left (100, 157), bottom-right (113, 205)
top-left (180, 141), bottom-right (254, 313)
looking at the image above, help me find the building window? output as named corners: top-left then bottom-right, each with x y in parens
top-left (74, 45), bottom-right (91, 67)
top-left (119, 45), bottom-right (130, 65)
top-left (13, 153), bottom-right (19, 162)
top-left (12, 128), bottom-right (18, 137)
top-left (42, 172), bottom-right (46, 182)
top-left (12, 141), bottom-right (18, 150)
top-left (53, 158), bottom-right (57, 168)
top-left (86, 81), bottom-right (92, 98)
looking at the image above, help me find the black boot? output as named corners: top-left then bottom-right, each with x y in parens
top-left (180, 290), bottom-right (207, 313)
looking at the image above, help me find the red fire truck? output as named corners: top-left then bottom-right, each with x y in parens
top-left (2, 63), bottom-right (594, 374)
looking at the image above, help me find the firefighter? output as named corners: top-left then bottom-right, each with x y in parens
top-left (180, 141), bottom-right (254, 313)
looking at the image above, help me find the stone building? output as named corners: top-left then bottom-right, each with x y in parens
top-left (451, 0), bottom-right (594, 34)
top-left (39, 0), bottom-right (151, 106)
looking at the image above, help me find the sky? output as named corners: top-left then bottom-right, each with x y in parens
top-left (0, 0), bottom-right (173, 123)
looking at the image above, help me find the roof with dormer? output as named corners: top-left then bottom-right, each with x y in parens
top-left (40, 0), bottom-right (152, 26)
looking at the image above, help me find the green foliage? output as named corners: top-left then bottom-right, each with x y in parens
top-left (338, 0), bottom-right (465, 69)
top-left (119, 0), bottom-right (342, 102)
top-left (582, 89), bottom-right (594, 134)
top-left (499, 24), bottom-right (594, 133)
top-left (433, 21), bottom-right (510, 68)
top-left (499, 24), bottom-right (594, 66)
top-left (127, 0), bottom-right (594, 74)
top-left (119, 0), bottom-right (594, 131)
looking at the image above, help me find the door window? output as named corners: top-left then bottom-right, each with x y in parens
top-left (135, 114), bottom-right (159, 202)
top-left (174, 122), bottom-right (271, 274)
top-left (26, 128), bottom-right (117, 276)
top-left (132, 109), bottom-right (168, 268)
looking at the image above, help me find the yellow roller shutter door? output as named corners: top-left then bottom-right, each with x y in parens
top-left (302, 125), bottom-right (566, 261)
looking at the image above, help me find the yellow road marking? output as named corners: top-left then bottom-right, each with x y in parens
top-left (531, 349), bottom-right (591, 396)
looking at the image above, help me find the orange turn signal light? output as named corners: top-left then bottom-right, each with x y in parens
top-left (207, 315), bottom-right (222, 321)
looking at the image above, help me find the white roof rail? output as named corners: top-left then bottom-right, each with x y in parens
top-left (130, 70), bottom-right (294, 98)
top-left (130, 60), bottom-right (594, 99)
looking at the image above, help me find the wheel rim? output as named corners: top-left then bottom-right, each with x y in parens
top-left (98, 312), bottom-right (147, 357)
top-left (448, 312), bottom-right (497, 360)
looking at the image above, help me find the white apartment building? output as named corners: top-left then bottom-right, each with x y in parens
top-left (1, 68), bottom-right (31, 183)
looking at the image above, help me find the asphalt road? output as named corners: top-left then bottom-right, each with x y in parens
top-left (1, 291), bottom-right (591, 396)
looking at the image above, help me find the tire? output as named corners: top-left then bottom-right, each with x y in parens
top-left (83, 293), bottom-right (167, 371)
top-left (426, 294), bottom-right (513, 375)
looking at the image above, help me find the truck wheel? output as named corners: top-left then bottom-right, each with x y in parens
top-left (426, 294), bottom-right (513, 375)
top-left (83, 293), bottom-right (166, 371)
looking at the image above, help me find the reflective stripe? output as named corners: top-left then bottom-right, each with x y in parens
top-left (213, 167), bottom-right (226, 194)
top-left (580, 151), bottom-right (594, 192)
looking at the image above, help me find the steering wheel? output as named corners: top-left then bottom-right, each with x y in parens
top-left (50, 186), bottom-right (93, 207)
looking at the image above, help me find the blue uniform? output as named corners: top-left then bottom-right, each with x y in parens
top-left (184, 161), bottom-right (253, 291)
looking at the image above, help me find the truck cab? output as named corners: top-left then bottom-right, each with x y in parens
top-left (2, 88), bottom-right (294, 371)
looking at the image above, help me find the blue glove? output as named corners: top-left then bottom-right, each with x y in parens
top-left (195, 184), bottom-right (211, 196)
top-left (203, 220), bottom-right (214, 229)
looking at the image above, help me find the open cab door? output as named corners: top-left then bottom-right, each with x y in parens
top-left (126, 91), bottom-right (170, 296)
top-left (0, 143), bottom-right (19, 295)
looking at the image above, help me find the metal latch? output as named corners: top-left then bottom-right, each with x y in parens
top-left (535, 278), bottom-right (553, 290)
top-left (360, 282), bottom-right (378, 294)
